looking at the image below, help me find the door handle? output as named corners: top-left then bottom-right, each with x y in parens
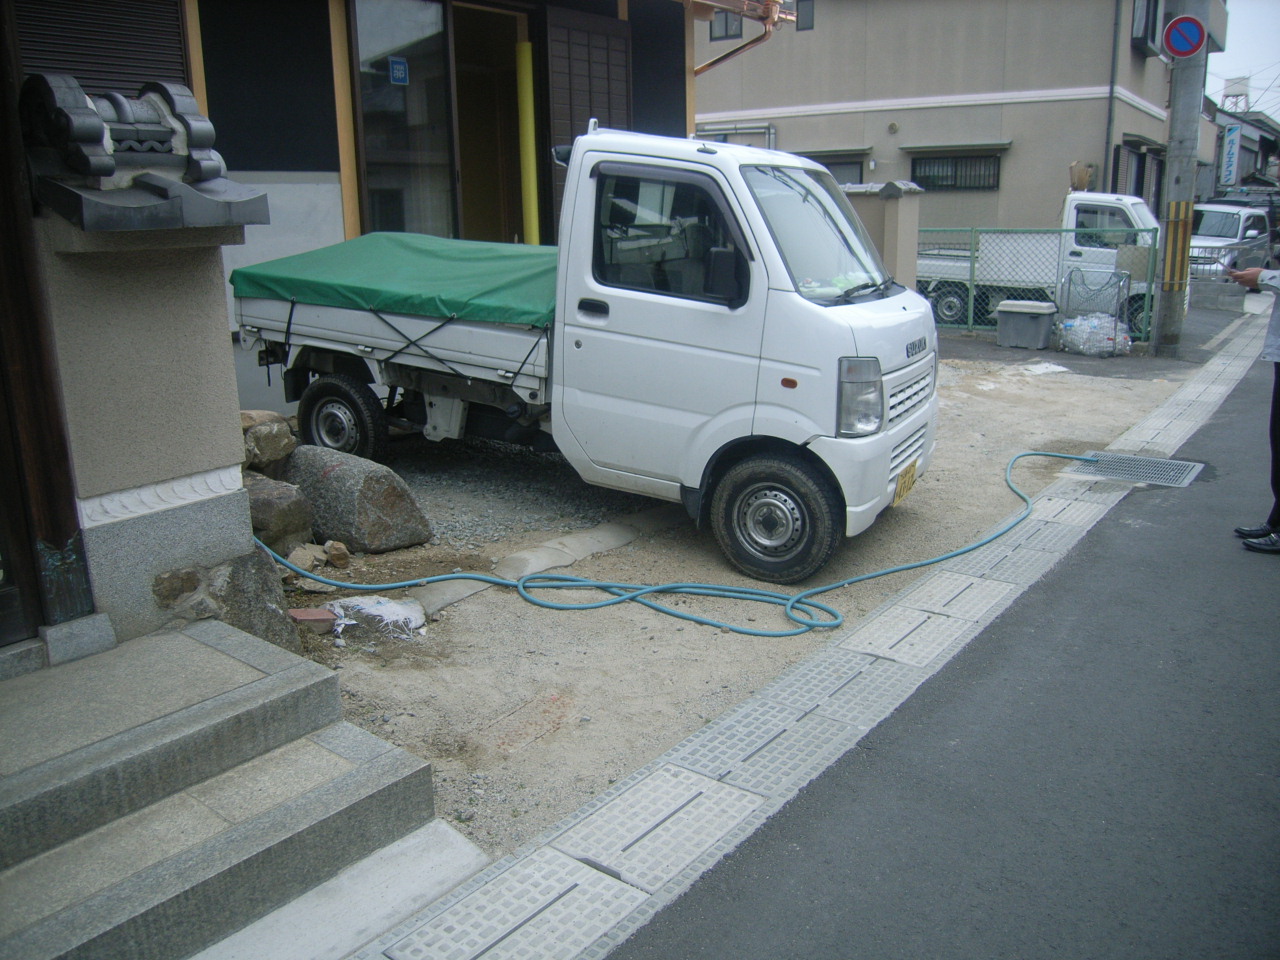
top-left (578, 298), bottom-right (609, 317)
top-left (1068, 250), bottom-right (1083, 257)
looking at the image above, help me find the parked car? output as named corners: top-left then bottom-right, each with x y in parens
top-left (1189, 203), bottom-right (1276, 280)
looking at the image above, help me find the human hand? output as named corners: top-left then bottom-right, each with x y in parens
top-left (1228, 267), bottom-right (1263, 288)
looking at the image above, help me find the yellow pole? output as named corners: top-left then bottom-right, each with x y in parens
top-left (516, 41), bottom-right (540, 245)
top-left (329, 0), bottom-right (362, 240)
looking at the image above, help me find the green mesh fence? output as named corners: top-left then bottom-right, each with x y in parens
top-left (916, 226), bottom-right (1158, 341)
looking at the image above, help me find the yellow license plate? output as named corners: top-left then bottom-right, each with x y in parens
top-left (892, 460), bottom-right (918, 507)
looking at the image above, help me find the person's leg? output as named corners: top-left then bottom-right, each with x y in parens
top-left (1268, 362), bottom-right (1280, 528)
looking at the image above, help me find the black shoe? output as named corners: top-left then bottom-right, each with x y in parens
top-left (1243, 533), bottom-right (1280, 554)
top-left (1234, 522), bottom-right (1275, 539)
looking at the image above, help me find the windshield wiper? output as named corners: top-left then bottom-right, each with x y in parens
top-left (834, 275), bottom-right (894, 304)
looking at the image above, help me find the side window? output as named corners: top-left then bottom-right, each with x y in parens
top-left (1075, 205), bottom-right (1136, 249)
top-left (594, 170), bottom-right (744, 302)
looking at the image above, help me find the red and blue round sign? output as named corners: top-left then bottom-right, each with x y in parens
top-left (1163, 15), bottom-right (1206, 58)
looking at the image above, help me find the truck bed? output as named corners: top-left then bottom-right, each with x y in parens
top-left (231, 232), bottom-right (554, 395)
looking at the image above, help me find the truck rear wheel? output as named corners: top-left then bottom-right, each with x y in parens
top-left (298, 374), bottom-right (389, 461)
top-left (928, 283), bottom-right (988, 325)
top-left (710, 454), bottom-right (843, 584)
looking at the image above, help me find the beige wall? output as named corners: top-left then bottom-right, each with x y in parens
top-left (34, 218), bottom-right (246, 500)
top-left (695, 0), bottom-right (1175, 229)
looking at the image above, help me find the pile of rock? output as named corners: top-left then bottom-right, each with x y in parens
top-left (240, 410), bottom-right (433, 578)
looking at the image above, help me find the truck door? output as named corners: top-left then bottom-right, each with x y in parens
top-left (1068, 201), bottom-right (1137, 266)
top-left (556, 160), bottom-right (765, 486)
top-left (1063, 200), bottom-right (1138, 312)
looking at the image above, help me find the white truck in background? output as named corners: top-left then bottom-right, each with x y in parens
top-left (234, 123), bottom-right (939, 584)
top-left (916, 192), bottom-right (1160, 326)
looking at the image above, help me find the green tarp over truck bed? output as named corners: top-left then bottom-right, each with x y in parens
top-left (230, 232), bottom-right (559, 329)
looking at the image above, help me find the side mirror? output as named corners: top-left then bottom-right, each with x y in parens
top-left (1244, 228), bottom-right (1261, 239)
top-left (706, 246), bottom-right (745, 306)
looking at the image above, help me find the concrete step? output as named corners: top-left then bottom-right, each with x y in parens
top-left (0, 620), bottom-right (340, 868)
top-left (0, 721), bottom-right (433, 960)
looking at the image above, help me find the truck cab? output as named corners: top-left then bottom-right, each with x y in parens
top-left (552, 126), bottom-right (938, 581)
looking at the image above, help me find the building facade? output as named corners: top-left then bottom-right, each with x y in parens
top-left (694, 0), bottom-right (1228, 228)
top-left (2, 0), bottom-right (692, 653)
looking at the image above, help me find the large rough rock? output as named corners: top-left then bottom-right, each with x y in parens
top-left (242, 468), bottom-right (313, 556)
top-left (241, 409), bottom-right (297, 473)
top-left (282, 445), bottom-right (432, 553)
top-left (153, 546), bottom-right (301, 653)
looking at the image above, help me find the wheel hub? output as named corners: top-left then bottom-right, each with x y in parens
top-left (314, 400), bottom-right (359, 452)
top-left (738, 486), bottom-right (805, 558)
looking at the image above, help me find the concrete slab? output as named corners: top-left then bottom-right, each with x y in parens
top-left (186, 737), bottom-right (354, 824)
top-left (0, 632), bottom-right (263, 776)
top-left (0, 791), bottom-right (227, 940)
top-left (39, 612), bottom-right (116, 666)
top-left (189, 820), bottom-right (489, 960)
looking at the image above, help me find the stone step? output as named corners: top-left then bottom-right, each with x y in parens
top-left (0, 721), bottom-right (433, 960)
top-left (0, 620), bottom-right (340, 868)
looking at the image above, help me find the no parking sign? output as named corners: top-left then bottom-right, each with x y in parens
top-left (1163, 16), bottom-right (1206, 58)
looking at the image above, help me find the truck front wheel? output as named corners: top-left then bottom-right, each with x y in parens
top-left (710, 454), bottom-right (843, 584)
top-left (298, 374), bottom-right (389, 461)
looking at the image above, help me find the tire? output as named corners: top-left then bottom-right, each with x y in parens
top-left (298, 373), bottom-right (389, 461)
top-left (928, 283), bottom-right (970, 324)
top-left (1125, 295), bottom-right (1148, 336)
top-left (710, 454), bottom-right (843, 584)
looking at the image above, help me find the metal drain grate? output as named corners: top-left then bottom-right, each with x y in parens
top-left (1065, 452), bottom-right (1203, 487)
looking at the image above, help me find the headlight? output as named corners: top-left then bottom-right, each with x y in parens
top-left (837, 357), bottom-right (883, 437)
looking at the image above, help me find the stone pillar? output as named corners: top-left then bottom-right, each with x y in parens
top-left (844, 181), bottom-right (923, 289)
top-left (33, 219), bottom-right (256, 640)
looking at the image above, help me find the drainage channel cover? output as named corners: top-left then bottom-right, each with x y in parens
top-left (1065, 452), bottom-right (1204, 487)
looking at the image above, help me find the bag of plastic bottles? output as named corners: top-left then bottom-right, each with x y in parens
top-left (1057, 312), bottom-right (1131, 357)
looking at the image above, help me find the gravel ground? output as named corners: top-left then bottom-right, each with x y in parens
top-left (286, 352), bottom-right (1187, 858)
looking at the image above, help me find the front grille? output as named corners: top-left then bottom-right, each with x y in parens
top-left (890, 425), bottom-right (928, 474)
top-left (887, 366), bottom-right (934, 427)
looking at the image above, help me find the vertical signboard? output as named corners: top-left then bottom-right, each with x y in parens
top-left (1220, 124), bottom-right (1242, 186)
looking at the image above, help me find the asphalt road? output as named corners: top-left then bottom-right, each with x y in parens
top-left (606, 353), bottom-right (1280, 958)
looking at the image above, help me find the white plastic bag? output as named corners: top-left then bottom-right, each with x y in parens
top-left (1057, 312), bottom-right (1131, 357)
top-left (322, 595), bottom-right (427, 642)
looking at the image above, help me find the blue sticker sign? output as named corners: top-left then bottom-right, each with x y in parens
top-left (1163, 16), bottom-right (1205, 58)
top-left (388, 56), bottom-right (409, 86)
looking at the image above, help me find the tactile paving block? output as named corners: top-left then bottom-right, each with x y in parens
top-left (1016, 520), bottom-right (1088, 553)
top-left (665, 698), bottom-right (804, 781)
top-left (1030, 497), bottom-right (1110, 527)
top-left (985, 545), bottom-right (1062, 585)
top-left (813, 657), bottom-right (934, 728)
top-left (898, 571), bottom-right (1016, 622)
top-left (550, 764), bottom-right (764, 893)
top-left (838, 606), bottom-right (976, 667)
top-left (721, 711), bottom-right (860, 797)
top-left (938, 541), bottom-right (1012, 578)
top-left (753, 646), bottom-right (877, 710)
top-left (384, 847), bottom-right (647, 960)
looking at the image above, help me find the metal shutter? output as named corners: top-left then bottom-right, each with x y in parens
top-left (13, 0), bottom-right (188, 97)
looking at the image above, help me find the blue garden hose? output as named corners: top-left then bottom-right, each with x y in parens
top-left (258, 451), bottom-right (1097, 638)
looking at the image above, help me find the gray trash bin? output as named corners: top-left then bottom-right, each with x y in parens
top-left (995, 300), bottom-right (1058, 349)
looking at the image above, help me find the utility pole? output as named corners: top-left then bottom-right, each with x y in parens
top-left (1153, 13), bottom-right (1209, 358)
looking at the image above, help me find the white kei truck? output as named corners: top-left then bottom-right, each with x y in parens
top-left (915, 191), bottom-right (1160, 326)
top-left (232, 123), bottom-right (939, 584)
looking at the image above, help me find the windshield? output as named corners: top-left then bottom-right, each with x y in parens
top-left (742, 165), bottom-right (890, 304)
top-left (1192, 209), bottom-right (1240, 239)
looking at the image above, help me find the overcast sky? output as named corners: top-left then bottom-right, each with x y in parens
top-left (1206, 0), bottom-right (1280, 119)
